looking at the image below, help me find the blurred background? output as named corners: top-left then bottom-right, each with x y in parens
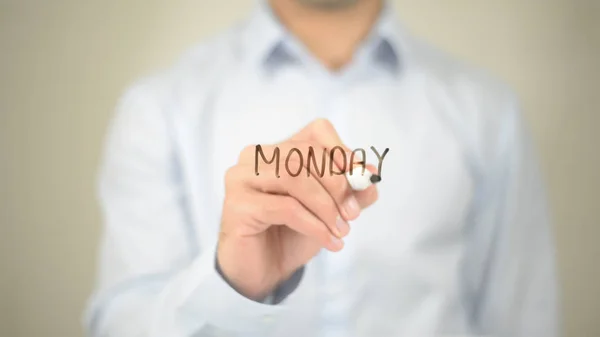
top-left (1, 1), bottom-right (598, 336)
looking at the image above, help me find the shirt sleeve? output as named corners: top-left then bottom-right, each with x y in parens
top-left (464, 93), bottom-right (561, 336)
top-left (83, 82), bottom-right (305, 337)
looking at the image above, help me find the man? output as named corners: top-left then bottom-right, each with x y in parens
top-left (84, 0), bottom-right (560, 336)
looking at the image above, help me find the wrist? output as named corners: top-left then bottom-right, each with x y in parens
top-left (216, 235), bottom-right (280, 301)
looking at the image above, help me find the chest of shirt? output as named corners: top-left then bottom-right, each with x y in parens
top-left (174, 72), bottom-right (475, 334)
top-left (199, 76), bottom-right (471, 332)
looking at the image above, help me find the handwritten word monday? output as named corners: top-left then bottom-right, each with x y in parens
top-left (255, 145), bottom-right (389, 178)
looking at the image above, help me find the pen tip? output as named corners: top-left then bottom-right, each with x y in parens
top-left (370, 174), bottom-right (381, 184)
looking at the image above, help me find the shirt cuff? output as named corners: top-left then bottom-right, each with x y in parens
top-left (215, 253), bottom-right (305, 305)
top-left (180, 242), bottom-right (303, 334)
top-left (273, 266), bottom-right (304, 304)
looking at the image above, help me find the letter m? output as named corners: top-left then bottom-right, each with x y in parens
top-left (255, 145), bottom-right (280, 177)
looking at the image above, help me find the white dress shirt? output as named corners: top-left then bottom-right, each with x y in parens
top-left (84, 1), bottom-right (560, 336)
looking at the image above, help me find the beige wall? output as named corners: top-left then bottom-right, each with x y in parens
top-left (1, 1), bottom-right (598, 336)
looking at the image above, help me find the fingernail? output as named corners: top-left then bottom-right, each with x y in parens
top-left (336, 215), bottom-right (350, 237)
top-left (343, 195), bottom-right (361, 219)
top-left (330, 235), bottom-right (344, 250)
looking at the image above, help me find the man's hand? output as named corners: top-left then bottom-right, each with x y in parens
top-left (216, 118), bottom-right (379, 301)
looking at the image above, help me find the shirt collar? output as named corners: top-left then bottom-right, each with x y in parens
top-left (242, 0), bottom-right (406, 76)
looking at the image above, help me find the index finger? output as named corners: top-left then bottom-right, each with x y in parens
top-left (288, 118), bottom-right (380, 219)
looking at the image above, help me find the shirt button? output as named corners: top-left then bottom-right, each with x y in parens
top-left (262, 314), bottom-right (275, 323)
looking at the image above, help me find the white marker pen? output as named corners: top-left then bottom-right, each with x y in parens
top-left (345, 166), bottom-right (381, 191)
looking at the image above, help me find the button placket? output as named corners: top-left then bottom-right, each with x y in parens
top-left (316, 77), bottom-right (358, 337)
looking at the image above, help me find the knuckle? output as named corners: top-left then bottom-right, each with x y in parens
top-left (224, 191), bottom-right (249, 211)
top-left (314, 192), bottom-right (335, 212)
top-left (224, 166), bottom-right (237, 188)
top-left (222, 195), bottom-right (246, 224)
top-left (262, 195), bottom-right (289, 213)
top-left (282, 196), bottom-right (301, 215)
top-left (239, 144), bottom-right (257, 160)
top-left (222, 194), bottom-right (239, 212)
top-left (313, 118), bottom-right (333, 130)
top-left (231, 193), bottom-right (267, 221)
top-left (263, 197), bottom-right (283, 215)
top-left (323, 203), bottom-right (340, 225)
top-left (310, 192), bottom-right (337, 221)
top-left (276, 197), bottom-right (301, 224)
